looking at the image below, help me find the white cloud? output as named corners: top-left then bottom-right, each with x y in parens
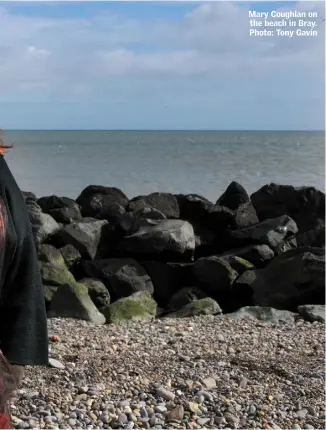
top-left (27, 45), bottom-right (50, 57)
top-left (0, 2), bottom-right (324, 90)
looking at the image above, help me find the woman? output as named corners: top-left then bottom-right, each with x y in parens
top-left (0, 131), bottom-right (48, 399)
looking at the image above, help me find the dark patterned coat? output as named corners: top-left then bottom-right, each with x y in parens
top-left (0, 155), bottom-right (48, 365)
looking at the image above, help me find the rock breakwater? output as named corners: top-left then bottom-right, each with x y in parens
top-left (23, 181), bottom-right (325, 325)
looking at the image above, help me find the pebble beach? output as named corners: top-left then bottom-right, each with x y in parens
top-left (11, 316), bottom-right (325, 430)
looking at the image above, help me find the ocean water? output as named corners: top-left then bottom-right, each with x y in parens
top-left (4, 130), bottom-right (325, 202)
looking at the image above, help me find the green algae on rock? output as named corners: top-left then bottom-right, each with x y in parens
top-left (48, 282), bottom-right (106, 325)
top-left (40, 262), bottom-right (76, 286)
top-left (38, 243), bottom-right (66, 267)
top-left (103, 291), bottom-right (157, 324)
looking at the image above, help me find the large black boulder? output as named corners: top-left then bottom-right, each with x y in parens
top-left (215, 215), bottom-right (298, 254)
top-left (219, 244), bottom-right (274, 268)
top-left (175, 193), bottom-right (213, 222)
top-left (141, 261), bottom-right (194, 307)
top-left (251, 183), bottom-right (325, 247)
top-left (38, 195), bottom-right (82, 224)
top-left (128, 192), bottom-right (180, 219)
top-left (216, 181), bottom-right (250, 210)
top-left (117, 219), bottom-right (196, 262)
top-left (193, 256), bottom-right (238, 311)
top-left (76, 185), bottom-right (129, 218)
top-left (82, 258), bottom-right (154, 300)
top-left (167, 287), bottom-right (207, 311)
top-left (233, 247), bottom-right (325, 312)
top-left (230, 202), bottom-right (259, 230)
top-left (49, 219), bottom-right (108, 260)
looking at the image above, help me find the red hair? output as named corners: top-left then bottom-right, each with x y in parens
top-left (0, 130), bottom-right (13, 155)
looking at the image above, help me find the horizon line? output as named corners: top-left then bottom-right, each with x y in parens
top-left (5, 129), bottom-right (325, 132)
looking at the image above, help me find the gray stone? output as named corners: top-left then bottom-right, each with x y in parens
top-left (28, 207), bottom-right (60, 245)
top-left (118, 219), bottom-right (195, 261)
top-left (51, 219), bottom-right (108, 260)
top-left (226, 306), bottom-right (297, 324)
top-left (156, 387), bottom-right (175, 401)
top-left (48, 358), bottom-right (65, 369)
top-left (298, 305), bottom-right (325, 323)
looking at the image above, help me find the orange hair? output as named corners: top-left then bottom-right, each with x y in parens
top-left (0, 129), bottom-right (14, 155)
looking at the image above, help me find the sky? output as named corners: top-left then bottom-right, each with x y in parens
top-left (0, 1), bottom-right (324, 130)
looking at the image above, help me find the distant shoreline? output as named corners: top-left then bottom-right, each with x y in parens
top-left (5, 129), bottom-right (325, 133)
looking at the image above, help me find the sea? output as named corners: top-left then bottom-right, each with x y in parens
top-left (4, 130), bottom-right (325, 202)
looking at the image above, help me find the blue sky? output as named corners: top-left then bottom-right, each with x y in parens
top-left (0, 1), bottom-right (324, 130)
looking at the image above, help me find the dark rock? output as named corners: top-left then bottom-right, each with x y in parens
top-left (95, 203), bottom-right (126, 222)
top-left (273, 282), bottom-right (325, 312)
top-left (218, 215), bottom-right (298, 253)
top-left (118, 219), bottom-right (195, 262)
top-left (22, 191), bottom-right (37, 202)
top-left (296, 218), bottom-right (325, 248)
top-left (216, 182), bottom-right (250, 210)
top-left (114, 212), bottom-right (141, 237)
top-left (38, 195), bottom-right (82, 224)
top-left (206, 205), bottom-right (234, 233)
top-left (191, 220), bottom-right (216, 259)
top-left (231, 270), bottom-right (256, 310)
top-left (219, 244), bottom-right (274, 267)
top-left (81, 258), bottom-right (154, 300)
top-left (79, 278), bottom-right (111, 309)
top-left (38, 195), bottom-right (75, 212)
top-left (76, 186), bottom-right (129, 218)
top-left (251, 183), bottom-right (325, 246)
top-left (49, 219), bottom-right (108, 260)
top-left (231, 202), bottom-right (259, 229)
top-left (49, 206), bottom-right (83, 224)
top-left (175, 194), bottom-right (213, 222)
top-left (167, 287), bottom-right (207, 310)
top-left (140, 261), bottom-right (194, 307)
top-left (59, 244), bottom-right (82, 269)
top-left (96, 223), bottom-right (118, 259)
top-left (166, 298), bottom-right (222, 318)
top-left (114, 211), bottom-right (162, 238)
top-left (237, 248), bottom-right (325, 311)
top-left (128, 192), bottom-right (180, 219)
top-left (175, 195), bottom-right (233, 253)
top-left (174, 194), bottom-right (217, 258)
top-left (134, 206), bottom-right (166, 220)
top-left (193, 256), bottom-right (238, 310)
